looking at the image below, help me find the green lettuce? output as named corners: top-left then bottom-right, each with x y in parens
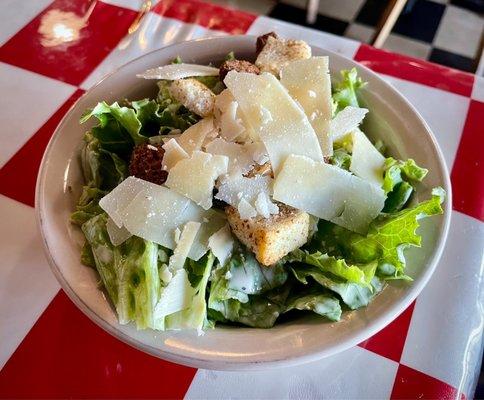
top-left (162, 253), bottom-right (215, 333)
top-left (285, 249), bottom-right (373, 287)
top-left (207, 246), bottom-right (290, 328)
top-left (382, 158), bottom-right (428, 212)
top-left (329, 148), bottom-right (351, 170)
top-left (312, 188), bottom-right (445, 279)
top-left (291, 265), bottom-right (383, 310)
top-left (332, 68), bottom-right (366, 113)
top-left (208, 282), bottom-right (291, 328)
top-left (82, 213), bottom-right (160, 329)
top-left (80, 102), bottom-right (146, 156)
top-left (285, 288), bottom-right (342, 321)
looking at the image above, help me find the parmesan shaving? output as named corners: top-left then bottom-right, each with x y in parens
top-left (168, 221), bottom-right (201, 271)
top-left (273, 155), bottom-right (385, 234)
top-left (224, 71), bottom-right (324, 174)
top-left (165, 151), bottom-right (229, 209)
top-left (162, 138), bottom-right (189, 171)
top-left (137, 63), bottom-right (219, 80)
top-left (177, 117), bottom-right (214, 155)
top-left (280, 57), bottom-right (333, 156)
top-left (331, 106), bottom-right (368, 142)
top-left (208, 224), bottom-right (234, 267)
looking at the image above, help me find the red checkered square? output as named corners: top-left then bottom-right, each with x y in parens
top-left (359, 302), bottom-right (415, 362)
top-left (451, 100), bottom-right (484, 221)
top-left (152, 0), bottom-right (256, 34)
top-left (391, 364), bottom-right (465, 400)
top-left (0, 0), bottom-right (137, 86)
top-left (0, 291), bottom-right (197, 399)
top-left (354, 44), bottom-right (474, 97)
top-left (0, 89), bottom-right (84, 207)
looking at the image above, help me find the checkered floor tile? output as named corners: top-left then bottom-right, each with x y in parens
top-left (222, 0), bottom-right (483, 73)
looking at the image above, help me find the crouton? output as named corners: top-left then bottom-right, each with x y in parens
top-left (129, 143), bottom-right (168, 185)
top-left (226, 204), bottom-right (310, 266)
top-left (255, 36), bottom-right (311, 76)
top-left (219, 59), bottom-right (260, 81)
top-left (169, 78), bottom-right (215, 117)
top-left (256, 32), bottom-right (278, 54)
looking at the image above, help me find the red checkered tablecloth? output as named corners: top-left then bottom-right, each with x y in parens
top-left (0, 1), bottom-right (482, 398)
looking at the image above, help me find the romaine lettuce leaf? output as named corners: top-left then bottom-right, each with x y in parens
top-left (312, 188), bottom-right (445, 279)
top-left (290, 265), bottom-right (383, 310)
top-left (164, 253), bottom-right (215, 333)
top-left (285, 288), bottom-right (342, 321)
top-left (383, 158), bottom-right (428, 192)
top-left (209, 245), bottom-right (288, 306)
top-left (285, 249), bottom-right (372, 287)
top-left (131, 99), bottom-right (163, 137)
top-left (82, 213), bottom-right (160, 329)
top-left (81, 101), bottom-right (146, 148)
top-left (208, 282), bottom-right (291, 328)
top-left (332, 68), bottom-right (366, 113)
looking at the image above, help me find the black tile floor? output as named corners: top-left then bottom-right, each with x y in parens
top-left (211, 0), bottom-right (483, 73)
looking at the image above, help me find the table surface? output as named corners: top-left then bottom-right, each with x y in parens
top-left (0, 0), bottom-right (482, 399)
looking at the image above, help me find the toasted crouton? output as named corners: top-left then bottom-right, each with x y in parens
top-left (244, 162), bottom-right (273, 178)
top-left (226, 204), bottom-right (310, 266)
top-left (219, 59), bottom-right (260, 81)
top-left (255, 36), bottom-right (311, 76)
top-left (169, 78), bottom-right (215, 117)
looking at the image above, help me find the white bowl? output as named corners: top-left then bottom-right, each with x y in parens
top-left (36, 36), bottom-right (451, 370)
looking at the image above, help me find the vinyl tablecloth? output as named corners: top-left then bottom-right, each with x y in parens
top-left (0, 0), bottom-right (483, 398)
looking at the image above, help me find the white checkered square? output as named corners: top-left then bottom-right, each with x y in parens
top-left (0, 195), bottom-right (60, 369)
top-left (381, 74), bottom-right (470, 169)
top-left (401, 211), bottom-right (484, 396)
top-left (0, 62), bottom-right (76, 168)
top-left (185, 347), bottom-right (398, 399)
top-left (0, 0), bottom-right (51, 46)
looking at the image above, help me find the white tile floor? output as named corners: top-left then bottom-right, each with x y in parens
top-left (210, 0), bottom-right (483, 73)
top-left (433, 5), bottom-right (483, 59)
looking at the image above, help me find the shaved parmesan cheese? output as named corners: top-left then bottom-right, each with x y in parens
top-left (280, 57), bottom-right (333, 156)
top-left (224, 71), bottom-right (323, 174)
top-left (238, 198), bottom-right (257, 219)
top-left (153, 269), bottom-right (193, 323)
top-left (245, 141), bottom-right (269, 165)
top-left (350, 129), bottom-right (385, 186)
top-left (177, 117), bottom-right (214, 155)
top-left (215, 89), bottom-right (235, 112)
top-left (168, 221), bottom-right (201, 271)
top-left (106, 217), bottom-right (131, 246)
top-left (331, 106), bottom-right (368, 142)
top-left (205, 138), bottom-right (254, 175)
top-left (208, 224), bottom-right (234, 266)
top-left (137, 63), bottom-right (219, 80)
top-left (273, 155), bottom-right (385, 234)
top-left (215, 174), bottom-right (273, 207)
top-left (121, 183), bottom-right (205, 250)
top-left (99, 176), bottom-right (152, 227)
top-left (254, 192), bottom-right (279, 218)
top-left (165, 151), bottom-right (228, 209)
top-left (188, 209), bottom-right (226, 260)
top-left (219, 101), bottom-right (246, 142)
top-left (214, 90), bottom-right (248, 142)
top-left (162, 138), bottom-right (189, 171)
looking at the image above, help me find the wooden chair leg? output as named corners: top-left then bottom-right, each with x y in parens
top-left (371, 0), bottom-right (408, 48)
top-left (306, 0), bottom-right (319, 24)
